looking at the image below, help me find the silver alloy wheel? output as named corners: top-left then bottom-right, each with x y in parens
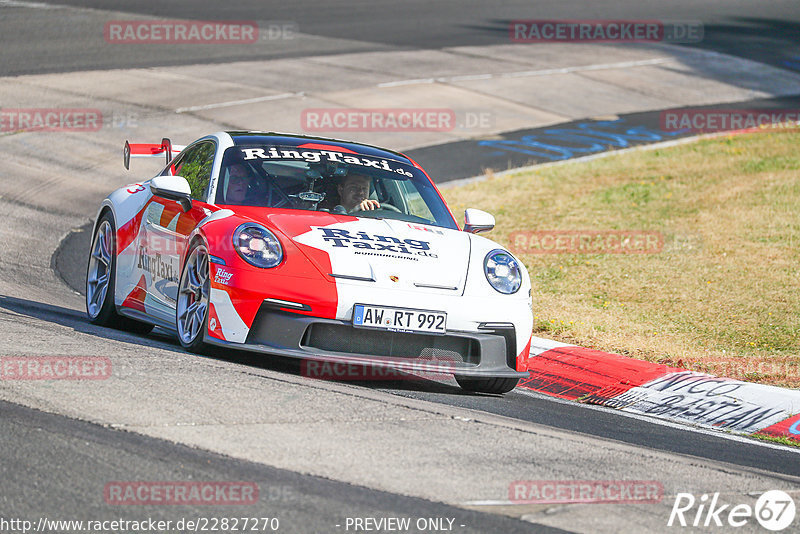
top-left (177, 245), bottom-right (210, 345)
top-left (86, 220), bottom-right (113, 319)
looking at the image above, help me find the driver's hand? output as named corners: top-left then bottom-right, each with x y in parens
top-left (355, 199), bottom-right (380, 211)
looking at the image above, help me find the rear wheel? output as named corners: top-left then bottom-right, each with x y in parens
top-left (177, 242), bottom-right (211, 353)
top-left (455, 376), bottom-right (519, 395)
top-left (86, 212), bottom-right (154, 334)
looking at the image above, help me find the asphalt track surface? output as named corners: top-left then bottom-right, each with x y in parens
top-left (2, 0), bottom-right (800, 75)
top-left (4, 1), bottom-right (800, 532)
top-left (1, 399), bottom-right (562, 534)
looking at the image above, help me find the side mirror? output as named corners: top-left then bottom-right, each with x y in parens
top-left (463, 208), bottom-right (495, 234)
top-left (150, 175), bottom-right (192, 212)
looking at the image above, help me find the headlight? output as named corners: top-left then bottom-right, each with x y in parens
top-left (484, 249), bottom-right (521, 294)
top-left (233, 223), bottom-right (283, 268)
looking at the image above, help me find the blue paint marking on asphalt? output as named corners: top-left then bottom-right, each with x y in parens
top-left (477, 118), bottom-right (690, 161)
top-left (782, 59), bottom-right (800, 71)
top-left (789, 418), bottom-right (800, 435)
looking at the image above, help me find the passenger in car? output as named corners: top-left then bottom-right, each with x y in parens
top-left (225, 164), bottom-right (256, 204)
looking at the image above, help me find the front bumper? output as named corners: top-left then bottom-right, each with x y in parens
top-left (205, 307), bottom-right (526, 378)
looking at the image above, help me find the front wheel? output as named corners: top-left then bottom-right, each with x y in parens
top-left (176, 242), bottom-right (211, 353)
top-left (455, 376), bottom-right (519, 395)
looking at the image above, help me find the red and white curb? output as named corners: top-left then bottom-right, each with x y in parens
top-left (522, 337), bottom-right (800, 444)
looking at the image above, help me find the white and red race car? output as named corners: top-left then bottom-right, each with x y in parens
top-left (86, 132), bottom-right (533, 393)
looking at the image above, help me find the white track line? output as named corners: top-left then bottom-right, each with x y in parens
top-left (179, 57), bottom-right (671, 112)
top-left (500, 57), bottom-right (671, 78)
top-left (462, 490), bottom-right (800, 507)
top-left (377, 78), bottom-right (437, 88)
top-left (377, 57), bottom-right (671, 87)
top-left (175, 92), bottom-right (302, 114)
top-left (0, 0), bottom-right (61, 8)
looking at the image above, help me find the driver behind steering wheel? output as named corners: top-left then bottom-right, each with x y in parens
top-left (337, 172), bottom-right (380, 212)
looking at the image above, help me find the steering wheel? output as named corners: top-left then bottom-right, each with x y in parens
top-left (379, 203), bottom-right (401, 213)
top-left (348, 206), bottom-right (404, 217)
top-left (340, 202), bottom-right (401, 215)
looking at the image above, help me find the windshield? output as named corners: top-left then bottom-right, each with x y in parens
top-left (216, 145), bottom-right (458, 230)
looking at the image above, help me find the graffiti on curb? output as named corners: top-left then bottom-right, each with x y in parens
top-left (601, 372), bottom-right (792, 432)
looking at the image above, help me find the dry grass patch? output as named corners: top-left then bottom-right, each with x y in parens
top-left (443, 132), bottom-right (800, 388)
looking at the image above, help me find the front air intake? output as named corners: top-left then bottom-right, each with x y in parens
top-left (301, 323), bottom-right (480, 365)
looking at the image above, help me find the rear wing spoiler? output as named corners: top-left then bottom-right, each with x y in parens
top-left (123, 138), bottom-right (186, 170)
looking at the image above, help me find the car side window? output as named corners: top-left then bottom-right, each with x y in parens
top-left (167, 142), bottom-right (216, 200)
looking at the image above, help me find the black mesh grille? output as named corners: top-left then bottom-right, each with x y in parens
top-left (301, 324), bottom-right (479, 365)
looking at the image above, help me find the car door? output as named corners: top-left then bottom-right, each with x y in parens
top-left (143, 141), bottom-right (217, 324)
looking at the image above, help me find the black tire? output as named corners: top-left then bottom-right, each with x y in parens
top-left (86, 212), bottom-right (154, 335)
top-left (455, 376), bottom-right (519, 394)
top-left (176, 241), bottom-right (211, 354)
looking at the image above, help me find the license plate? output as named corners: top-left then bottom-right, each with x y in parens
top-left (353, 304), bottom-right (447, 335)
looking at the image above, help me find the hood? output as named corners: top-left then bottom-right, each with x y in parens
top-left (268, 213), bottom-right (471, 294)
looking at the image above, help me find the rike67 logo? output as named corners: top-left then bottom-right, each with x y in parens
top-left (668, 490), bottom-right (796, 531)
